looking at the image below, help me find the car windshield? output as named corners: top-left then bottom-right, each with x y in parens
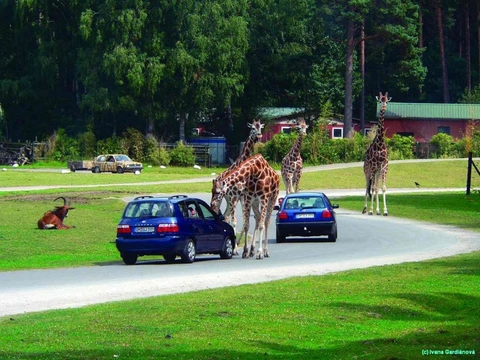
top-left (124, 201), bottom-right (172, 218)
top-left (284, 197), bottom-right (325, 209)
top-left (116, 155), bottom-right (132, 161)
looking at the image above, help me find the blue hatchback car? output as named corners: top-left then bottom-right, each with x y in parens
top-left (275, 192), bottom-right (339, 243)
top-left (116, 195), bottom-right (236, 264)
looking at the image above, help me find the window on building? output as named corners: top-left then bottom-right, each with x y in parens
top-left (397, 132), bottom-right (414, 137)
top-left (281, 126), bottom-right (292, 134)
top-left (332, 127), bottom-right (343, 139)
top-left (438, 126), bottom-right (450, 135)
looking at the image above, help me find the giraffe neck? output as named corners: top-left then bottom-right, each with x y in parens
top-left (237, 134), bottom-right (256, 163)
top-left (288, 133), bottom-right (305, 159)
top-left (375, 106), bottom-right (386, 145)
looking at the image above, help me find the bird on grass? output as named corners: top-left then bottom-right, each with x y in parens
top-left (414, 182), bottom-right (421, 188)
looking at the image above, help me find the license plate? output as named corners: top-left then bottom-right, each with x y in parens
top-left (135, 226), bottom-right (155, 233)
top-left (295, 213), bottom-right (314, 219)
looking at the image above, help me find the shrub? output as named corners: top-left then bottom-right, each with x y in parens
top-left (170, 141), bottom-right (195, 166)
top-left (97, 136), bottom-right (122, 154)
top-left (51, 128), bottom-right (79, 161)
top-left (387, 135), bottom-right (415, 160)
top-left (144, 135), bottom-right (171, 166)
top-left (430, 133), bottom-right (453, 158)
top-left (77, 130), bottom-right (96, 158)
top-left (121, 128), bottom-right (144, 161)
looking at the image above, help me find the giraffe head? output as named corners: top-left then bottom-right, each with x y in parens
top-left (247, 119), bottom-right (264, 142)
top-left (210, 178), bottom-right (245, 214)
top-left (296, 119), bottom-right (308, 136)
top-left (376, 92), bottom-right (391, 110)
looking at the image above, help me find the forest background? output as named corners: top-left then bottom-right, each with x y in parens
top-left (1, 0), bottom-right (480, 154)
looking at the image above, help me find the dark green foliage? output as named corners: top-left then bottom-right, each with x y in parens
top-left (430, 133), bottom-right (454, 158)
top-left (97, 136), bottom-right (123, 155)
top-left (120, 128), bottom-right (144, 161)
top-left (144, 135), bottom-right (171, 166)
top-left (387, 135), bottom-right (415, 160)
top-left (77, 130), bottom-right (97, 158)
top-left (169, 141), bottom-right (195, 166)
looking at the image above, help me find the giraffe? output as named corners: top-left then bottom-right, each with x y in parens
top-left (211, 119), bottom-right (264, 253)
top-left (363, 92), bottom-right (391, 216)
top-left (281, 119), bottom-right (308, 195)
top-left (211, 154), bottom-right (280, 259)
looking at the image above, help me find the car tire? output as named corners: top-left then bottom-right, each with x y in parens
top-left (92, 166), bottom-right (100, 173)
top-left (70, 165), bottom-right (76, 172)
top-left (276, 229), bottom-right (286, 243)
top-left (121, 253), bottom-right (137, 265)
top-left (328, 223), bottom-right (337, 242)
top-left (181, 239), bottom-right (196, 263)
top-left (163, 254), bottom-right (176, 263)
top-left (117, 166), bottom-right (124, 174)
top-left (220, 237), bottom-right (234, 259)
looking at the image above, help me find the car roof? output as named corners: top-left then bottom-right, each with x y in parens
top-left (130, 195), bottom-right (194, 203)
top-left (283, 192), bottom-right (327, 198)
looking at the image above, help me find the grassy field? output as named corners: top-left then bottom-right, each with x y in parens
top-left (0, 160), bottom-right (478, 359)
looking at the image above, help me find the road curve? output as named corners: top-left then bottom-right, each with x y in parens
top-left (1, 194), bottom-right (479, 317)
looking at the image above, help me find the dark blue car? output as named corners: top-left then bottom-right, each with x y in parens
top-left (275, 192), bottom-right (339, 243)
top-left (116, 195), bottom-right (236, 264)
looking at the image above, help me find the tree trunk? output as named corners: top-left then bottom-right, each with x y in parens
top-left (344, 13), bottom-right (355, 138)
top-left (435, 0), bottom-right (450, 102)
top-left (478, 1), bottom-right (480, 85)
top-left (465, 2), bottom-right (471, 92)
top-left (360, 20), bottom-right (365, 133)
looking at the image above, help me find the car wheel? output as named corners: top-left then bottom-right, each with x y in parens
top-left (92, 166), bottom-right (100, 173)
top-left (163, 254), bottom-right (176, 263)
top-left (328, 223), bottom-right (337, 242)
top-left (70, 165), bottom-right (76, 172)
top-left (117, 166), bottom-right (124, 174)
top-left (181, 239), bottom-right (196, 263)
top-left (121, 253), bottom-right (137, 265)
top-left (220, 237), bottom-right (234, 259)
top-left (276, 229), bottom-right (286, 243)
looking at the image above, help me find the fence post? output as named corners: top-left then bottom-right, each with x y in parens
top-left (466, 152), bottom-right (472, 195)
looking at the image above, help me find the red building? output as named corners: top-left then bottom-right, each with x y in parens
top-left (379, 102), bottom-right (480, 142)
top-left (259, 107), bottom-right (367, 141)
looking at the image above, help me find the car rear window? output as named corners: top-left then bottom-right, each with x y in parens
top-left (284, 197), bottom-right (325, 209)
top-left (124, 201), bottom-right (172, 218)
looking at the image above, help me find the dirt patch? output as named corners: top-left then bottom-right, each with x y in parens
top-left (1, 190), bottom-right (132, 204)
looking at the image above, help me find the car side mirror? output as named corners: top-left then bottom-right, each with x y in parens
top-left (273, 205), bottom-right (280, 211)
top-left (332, 204), bottom-right (339, 209)
top-left (218, 213), bottom-right (225, 221)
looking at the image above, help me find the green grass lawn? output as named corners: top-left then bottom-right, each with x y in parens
top-left (0, 160), bottom-right (478, 359)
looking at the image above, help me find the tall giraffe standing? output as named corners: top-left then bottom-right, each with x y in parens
top-left (281, 120), bottom-right (308, 195)
top-left (363, 92), bottom-right (391, 216)
top-left (211, 154), bottom-right (279, 259)
top-left (211, 119), bottom-right (264, 239)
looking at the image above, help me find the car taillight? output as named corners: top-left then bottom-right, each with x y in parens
top-left (117, 224), bottom-right (131, 234)
top-left (321, 210), bottom-right (333, 218)
top-left (278, 211), bottom-right (288, 220)
top-left (157, 223), bottom-right (179, 233)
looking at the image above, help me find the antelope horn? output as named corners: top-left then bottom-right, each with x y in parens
top-left (54, 197), bottom-right (67, 206)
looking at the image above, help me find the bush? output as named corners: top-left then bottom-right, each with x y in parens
top-left (170, 141), bottom-right (195, 166)
top-left (77, 130), bottom-right (96, 158)
top-left (387, 134), bottom-right (415, 160)
top-left (144, 135), bottom-right (171, 166)
top-left (430, 133), bottom-right (453, 158)
top-left (97, 136), bottom-right (122, 154)
top-left (51, 128), bottom-right (79, 161)
top-left (120, 128), bottom-right (144, 161)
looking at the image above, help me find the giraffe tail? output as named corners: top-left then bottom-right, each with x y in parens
top-left (367, 179), bottom-right (373, 200)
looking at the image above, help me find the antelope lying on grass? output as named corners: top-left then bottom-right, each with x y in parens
top-left (37, 197), bottom-right (75, 229)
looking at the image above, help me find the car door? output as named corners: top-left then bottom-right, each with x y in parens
top-left (196, 201), bottom-right (224, 251)
top-left (181, 201), bottom-right (210, 252)
top-left (105, 155), bottom-right (116, 172)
